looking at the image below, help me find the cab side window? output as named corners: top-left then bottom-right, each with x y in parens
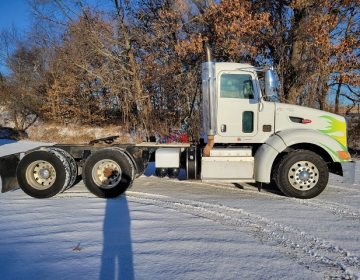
top-left (220, 74), bottom-right (254, 99)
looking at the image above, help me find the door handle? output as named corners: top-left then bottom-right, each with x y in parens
top-left (221, 124), bottom-right (227, 132)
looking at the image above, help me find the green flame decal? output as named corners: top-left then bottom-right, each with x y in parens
top-left (319, 115), bottom-right (347, 149)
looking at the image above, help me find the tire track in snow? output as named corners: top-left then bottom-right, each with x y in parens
top-left (59, 176), bottom-right (360, 222)
top-left (61, 178), bottom-right (360, 221)
top-left (59, 180), bottom-right (360, 279)
top-left (292, 198), bottom-right (360, 221)
top-left (126, 191), bottom-right (360, 280)
top-left (157, 178), bottom-right (360, 221)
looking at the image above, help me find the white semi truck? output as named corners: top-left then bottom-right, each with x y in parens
top-left (0, 60), bottom-right (355, 199)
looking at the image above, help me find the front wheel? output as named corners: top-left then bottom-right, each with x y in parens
top-left (274, 150), bottom-right (329, 199)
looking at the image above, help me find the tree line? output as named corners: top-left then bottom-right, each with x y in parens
top-left (0, 0), bottom-right (359, 142)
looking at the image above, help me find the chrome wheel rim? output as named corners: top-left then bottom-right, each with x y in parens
top-left (91, 159), bottom-right (122, 189)
top-left (288, 161), bottom-right (319, 191)
top-left (25, 160), bottom-right (57, 190)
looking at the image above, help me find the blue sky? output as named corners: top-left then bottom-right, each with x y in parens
top-left (0, 0), bottom-right (32, 32)
top-left (0, 0), bottom-right (32, 74)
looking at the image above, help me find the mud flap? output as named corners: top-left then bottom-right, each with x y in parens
top-left (341, 161), bottom-right (356, 185)
top-left (0, 154), bottom-right (20, 193)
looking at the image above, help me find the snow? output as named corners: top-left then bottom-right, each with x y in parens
top-left (0, 141), bottom-right (359, 280)
top-left (0, 140), bottom-right (53, 157)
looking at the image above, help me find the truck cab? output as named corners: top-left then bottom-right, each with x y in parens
top-left (202, 62), bottom-right (275, 144)
top-left (201, 61), bottom-right (355, 198)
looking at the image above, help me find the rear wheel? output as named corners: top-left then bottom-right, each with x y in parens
top-left (16, 150), bottom-right (69, 198)
top-left (274, 150), bottom-right (329, 199)
top-left (82, 148), bottom-right (135, 198)
top-left (48, 147), bottom-right (78, 190)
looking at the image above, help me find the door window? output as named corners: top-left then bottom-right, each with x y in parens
top-left (242, 111), bottom-right (254, 133)
top-left (220, 74), bottom-right (254, 99)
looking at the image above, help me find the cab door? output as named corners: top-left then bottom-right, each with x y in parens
top-left (217, 71), bottom-right (258, 137)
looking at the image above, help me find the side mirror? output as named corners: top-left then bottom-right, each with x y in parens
top-left (264, 68), bottom-right (279, 98)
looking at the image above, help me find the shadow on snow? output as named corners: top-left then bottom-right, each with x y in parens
top-left (100, 196), bottom-right (134, 280)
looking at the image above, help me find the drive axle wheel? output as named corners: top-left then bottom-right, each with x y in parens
top-left (48, 147), bottom-right (78, 190)
top-left (82, 148), bottom-right (135, 198)
top-left (274, 149), bottom-right (329, 199)
top-left (26, 160), bottom-right (56, 189)
top-left (91, 159), bottom-right (122, 189)
top-left (17, 150), bottom-right (69, 198)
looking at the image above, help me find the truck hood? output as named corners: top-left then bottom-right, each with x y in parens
top-left (274, 103), bottom-right (348, 149)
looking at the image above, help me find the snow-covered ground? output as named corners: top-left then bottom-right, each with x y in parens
top-left (0, 139), bottom-right (54, 156)
top-left (0, 141), bottom-right (359, 280)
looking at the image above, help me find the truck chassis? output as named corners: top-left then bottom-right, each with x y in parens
top-left (0, 137), bottom-right (355, 199)
top-left (0, 140), bottom-right (199, 199)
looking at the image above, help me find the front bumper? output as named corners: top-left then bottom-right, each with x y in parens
top-left (341, 161), bottom-right (356, 185)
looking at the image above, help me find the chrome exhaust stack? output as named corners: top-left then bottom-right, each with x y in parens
top-left (201, 42), bottom-right (216, 156)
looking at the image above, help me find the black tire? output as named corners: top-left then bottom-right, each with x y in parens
top-left (48, 147), bottom-right (78, 190)
top-left (16, 150), bottom-right (68, 199)
top-left (82, 148), bottom-right (135, 198)
top-left (274, 149), bottom-right (329, 199)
